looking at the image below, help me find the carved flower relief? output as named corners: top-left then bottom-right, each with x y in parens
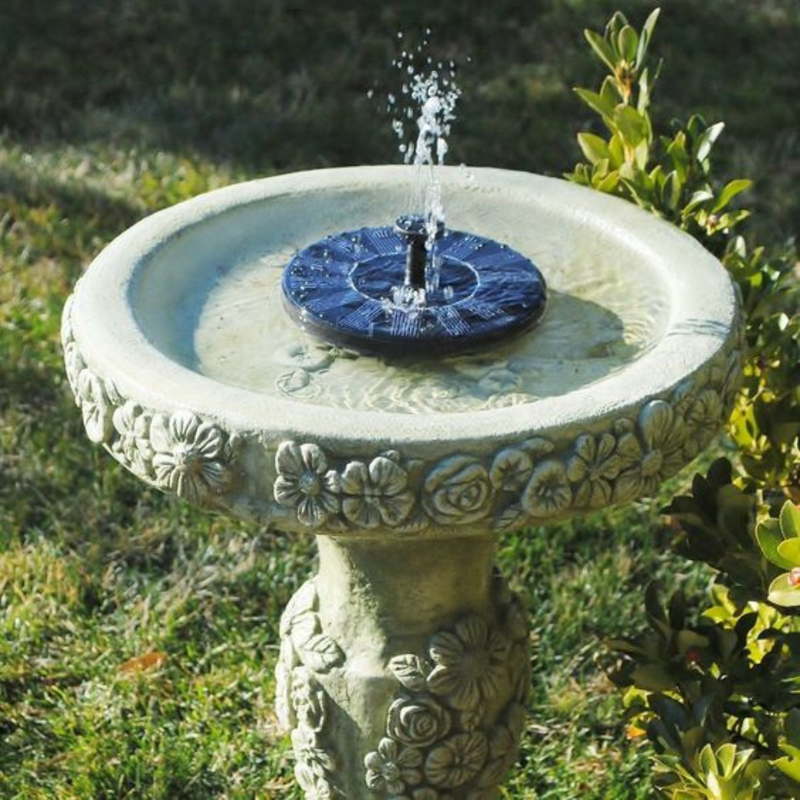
top-left (475, 703), bottom-right (527, 790)
top-left (566, 433), bottom-right (621, 509)
top-left (76, 368), bottom-right (114, 444)
top-left (428, 616), bottom-right (509, 711)
top-left (423, 457), bottom-right (494, 525)
top-left (424, 732), bottom-right (489, 789)
top-left (111, 401), bottom-right (153, 477)
top-left (274, 441), bottom-right (341, 527)
top-left (364, 738), bottom-right (423, 795)
top-left (149, 410), bottom-right (231, 504)
top-left (520, 459), bottom-right (572, 518)
top-left (613, 400), bottom-right (688, 503)
top-left (682, 388), bottom-right (724, 458)
top-left (341, 456), bottom-right (414, 528)
top-left (292, 727), bottom-right (337, 800)
top-left (62, 342), bottom-right (86, 400)
top-left (387, 695), bottom-right (452, 748)
top-left (290, 666), bottom-right (328, 733)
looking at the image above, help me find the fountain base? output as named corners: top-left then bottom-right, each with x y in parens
top-left (281, 224), bottom-right (547, 356)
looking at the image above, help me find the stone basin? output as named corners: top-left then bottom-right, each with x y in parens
top-left (62, 166), bottom-right (741, 798)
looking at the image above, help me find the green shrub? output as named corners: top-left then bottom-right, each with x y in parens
top-left (568, 8), bottom-right (799, 798)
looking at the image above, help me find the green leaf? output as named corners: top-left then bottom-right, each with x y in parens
top-left (613, 105), bottom-right (649, 146)
top-left (716, 743), bottom-right (737, 776)
top-left (577, 132), bottom-right (611, 165)
top-left (574, 87), bottom-right (615, 119)
top-left (781, 501), bottom-right (800, 539)
top-left (675, 630), bottom-right (709, 654)
top-left (756, 518), bottom-right (795, 569)
top-left (635, 8), bottom-right (661, 70)
top-left (584, 29), bottom-right (617, 72)
top-left (596, 171), bottom-right (620, 193)
top-left (695, 122), bottom-right (725, 162)
top-left (773, 755), bottom-right (800, 783)
top-left (776, 538), bottom-right (800, 566)
top-left (630, 663), bottom-right (675, 692)
top-left (768, 573), bottom-right (800, 608)
top-left (684, 189), bottom-right (714, 213)
top-left (617, 25), bottom-right (638, 64)
top-left (712, 179), bottom-right (752, 213)
top-left (699, 743), bottom-right (718, 777)
top-left (663, 170), bottom-right (682, 211)
top-left (785, 708), bottom-right (800, 748)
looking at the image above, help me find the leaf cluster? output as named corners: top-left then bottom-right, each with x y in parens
top-left (568, 7), bottom-right (800, 797)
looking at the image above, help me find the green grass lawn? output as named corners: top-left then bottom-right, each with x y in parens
top-left (1, 1), bottom-right (798, 797)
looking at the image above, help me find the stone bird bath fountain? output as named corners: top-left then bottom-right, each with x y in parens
top-left (62, 165), bottom-right (741, 798)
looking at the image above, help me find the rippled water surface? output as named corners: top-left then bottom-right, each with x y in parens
top-left (186, 195), bottom-right (667, 414)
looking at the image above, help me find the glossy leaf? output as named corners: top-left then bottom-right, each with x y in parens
top-left (767, 573), bottom-right (800, 607)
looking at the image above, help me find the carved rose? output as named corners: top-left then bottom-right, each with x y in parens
top-left (274, 441), bottom-right (341, 527)
top-left (364, 737), bottom-right (423, 795)
top-left (423, 456), bottom-right (494, 525)
top-left (520, 459), bottom-right (572, 518)
top-left (424, 732), bottom-right (488, 789)
top-left (341, 456), bottom-right (414, 528)
top-left (386, 695), bottom-right (452, 748)
top-left (428, 616), bottom-right (509, 711)
top-left (111, 401), bottom-right (153, 476)
top-left (150, 410), bottom-right (231, 504)
top-left (614, 400), bottom-right (687, 502)
top-left (566, 433), bottom-right (621, 509)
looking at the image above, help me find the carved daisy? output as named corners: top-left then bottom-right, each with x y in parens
top-left (428, 616), bottom-right (509, 711)
top-left (424, 732), bottom-right (488, 789)
top-left (614, 400), bottom-right (687, 502)
top-left (76, 369), bottom-right (113, 444)
top-left (274, 441), bottom-right (341, 528)
top-left (364, 738), bottom-right (423, 795)
top-left (150, 410), bottom-right (230, 504)
top-left (566, 433), bottom-right (621, 509)
top-left (520, 459), bottom-right (572, 518)
top-left (341, 456), bottom-right (414, 528)
top-left (683, 388), bottom-right (724, 457)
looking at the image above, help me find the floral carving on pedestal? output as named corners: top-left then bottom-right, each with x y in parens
top-left (365, 739), bottom-right (424, 795)
top-left (428, 617), bottom-right (509, 712)
top-left (365, 574), bottom-right (530, 798)
top-left (276, 578), bottom-right (344, 799)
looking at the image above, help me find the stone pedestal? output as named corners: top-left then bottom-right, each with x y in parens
top-left (277, 535), bottom-right (529, 799)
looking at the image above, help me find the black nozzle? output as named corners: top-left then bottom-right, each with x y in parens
top-left (394, 214), bottom-right (445, 289)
